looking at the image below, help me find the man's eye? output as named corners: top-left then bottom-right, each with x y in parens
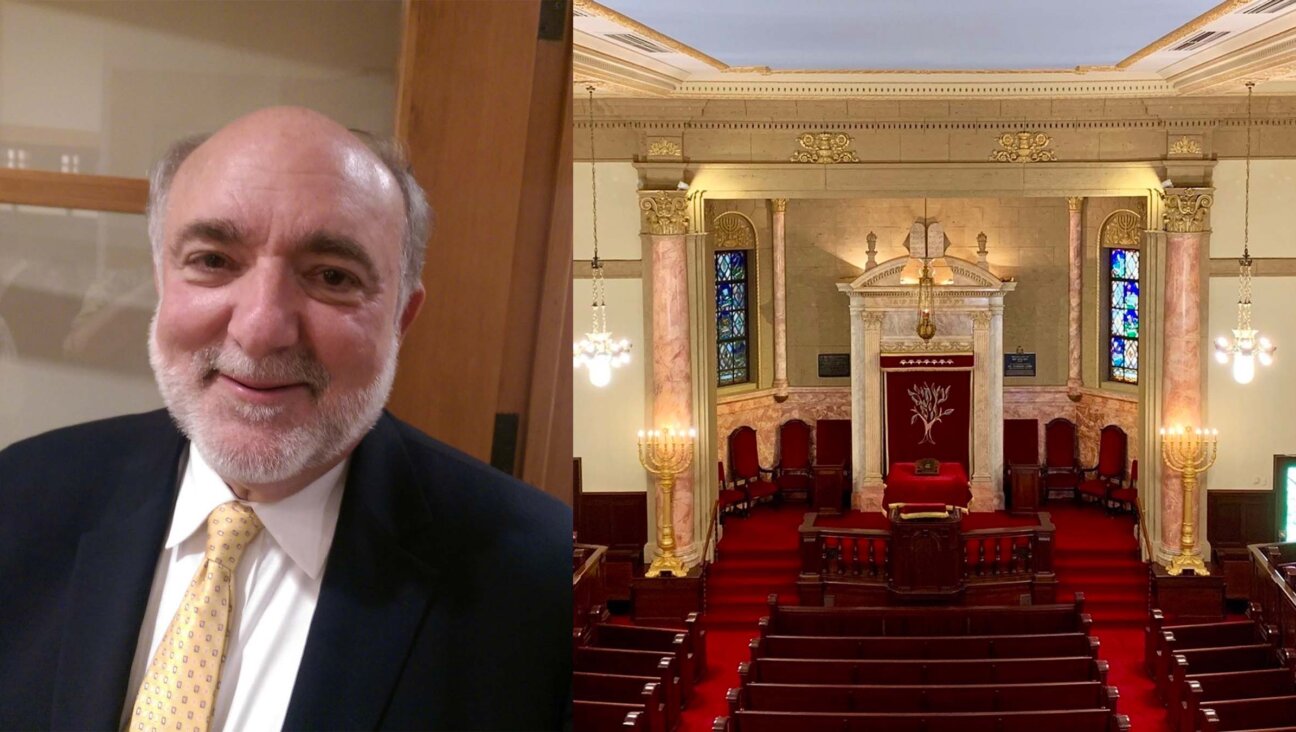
top-left (317, 268), bottom-right (360, 289)
top-left (190, 253), bottom-right (229, 270)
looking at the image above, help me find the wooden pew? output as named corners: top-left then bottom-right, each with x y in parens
top-left (572, 672), bottom-right (670, 732)
top-left (1167, 644), bottom-right (1283, 716)
top-left (712, 708), bottom-right (1130, 732)
top-left (760, 595), bottom-right (1090, 637)
top-left (1144, 610), bottom-right (1269, 693)
top-left (1180, 668), bottom-right (1296, 732)
top-left (738, 656), bottom-right (1109, 686)
top-left (589, 616), bottom-right (706, 685)
top-left (573, 700), bottom-right (646, 731)
top-left (750, 632), bottom-right (1098, 661)
top-left (727, 681), bottom-right (1118, 714)
top-left (575, 647), bottom-right (682, 715)
top-left (1198, 695), bottom-right (1296, 731)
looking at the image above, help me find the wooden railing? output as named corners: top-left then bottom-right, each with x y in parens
top-left (1247, 542), bottom-right (1296, 654)
top-left (796, 511), bottom-right (1057, 607)
top-left (1136, 495), bottom-right (1154, 562)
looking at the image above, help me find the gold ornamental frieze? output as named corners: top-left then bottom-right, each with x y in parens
top-left (1168, 136), bottom-right (1203, 157)
top-left (990, 132), bottom-right (1057, 162)
top-left (1162, 189), bottom-right (1213, 234)
top-left (639, 191), bottom-right (690, 236)
top-left (647, 138), bottom-right (683, 158)
top-left (791, 132), bottom-right (859, 163)
top-left (713, 211), bottom-right (756, 250)
top-left (1100, 210), bottom-right (1143, 248)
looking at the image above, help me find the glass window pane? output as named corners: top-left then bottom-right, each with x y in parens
top-left (1125, 250), bottom-right (1140, 280)
top-left (1123, 308), bottom-right (1139, 338)
top-left (1111, 282), bottom-right (1126, 309)
top-left (1125, 340), bottom-right (1139, 369)
top-left (1111, 337), bottom-right (1125, 367)
top-left (1111, 309), bottom-right (1126, 337)
top-left (1110, 250), bottom-right (1126, 279)
top-left (1123, 281), bottom-right (1139, 311)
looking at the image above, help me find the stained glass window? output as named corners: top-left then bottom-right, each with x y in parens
top-left (1108, 248), bottom-right (1139, 384)
top-left (716, 250), bottom-right (750, 386)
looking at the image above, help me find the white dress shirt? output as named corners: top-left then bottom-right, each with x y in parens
top-left (120, 446), bottom-right (347, 732)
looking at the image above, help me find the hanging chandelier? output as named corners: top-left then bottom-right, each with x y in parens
top-left (1213, 81), bottom-right (1275, 384)
top-left (574, 84), bottom-right (631, 387)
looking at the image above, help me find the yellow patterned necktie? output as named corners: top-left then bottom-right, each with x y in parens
top-left (128, 501), bottom-right (264, 732)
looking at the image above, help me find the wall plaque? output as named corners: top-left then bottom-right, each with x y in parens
top-left (1004, 352), bottom-right (1036, 377)
top-left (818, 353), bottom-right (851, 378)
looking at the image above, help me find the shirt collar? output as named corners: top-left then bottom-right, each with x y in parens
top-left (167, 445), bottom-right (348, 580)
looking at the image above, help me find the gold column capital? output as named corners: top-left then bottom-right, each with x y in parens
top-left (1161, 187), bottom-right (1214, 234)
top-left (1066, 196), bottom-right (1084, 212)
top-left (771, 198), bottom-right (788, 213)
top-left (639, 190), bottom-right (690, 236)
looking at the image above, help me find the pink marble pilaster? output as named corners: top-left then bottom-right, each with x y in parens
top-left (651, 233), bottom-right (695, 554)
top-left (771, 199), bottom-right (789, 400)
top-left (1066, 197), bottom-right (1083, 400)
top-left (1159, 230), bottom-right (1204, 556)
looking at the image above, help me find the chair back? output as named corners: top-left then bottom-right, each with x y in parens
top-left (815, 419), bottom-right (851, 468)
top-left (1004, 419), bottom-right (1039, 465)
top-left (718, 460), bottom-right (726, 488)
top-left (1044, 418), bottom-right (1078, 468)
top-left (1096, 425), bottom-right (1128, 479)
top-left (1129, 459), bottom-right (1138, 488)
top-left (728, 426), bottom-right (761, 481)
top-left (779, 419), bottom-right (812, 471)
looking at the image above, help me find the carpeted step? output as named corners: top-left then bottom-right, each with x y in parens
top-left (1055, 555), bottom-right (1146, 570)
top-left (708, 574), bottom-right (797, 592)
top-left (708, 557), bottom-right (802, 574)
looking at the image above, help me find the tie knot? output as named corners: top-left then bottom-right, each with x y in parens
top-left (205, 501), bottom-right (264, 570)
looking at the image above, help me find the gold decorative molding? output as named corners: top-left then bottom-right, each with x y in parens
top-left (791, 132), bottom-right (859, 164)
top-left (639, 190), bottom-right (690, 236)
top-left (1066, 196), bottom-right (1084, 212)
top-left (990, 132), bottom-right (1057, 163)
top-left (1161, 189), bottom-right (1213, 234)
top-left (771, 198), bottom-right (787, 213)
top-left (862, 312), bottom-right (886, 326)
top-left (647, 138), bottom-right (682, 158)
top-left (1168, 136), bottom-right (1203, 156)
top-left (1100, 210), bottom-right (1144, 248)
top-left (882, 340), bottom-right (975, 354)
top-left (971, 311), bottom-right (992, 328)
top-left (713, 211), bottom-right (756, 250)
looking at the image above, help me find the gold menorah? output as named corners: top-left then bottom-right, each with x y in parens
top-left (638, 427), bottom-right (696, 578)
top-left (1160, 425), bottom-right (1219, 576)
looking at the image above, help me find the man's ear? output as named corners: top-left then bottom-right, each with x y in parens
top-left (398, 285), bottom-right (425, 338)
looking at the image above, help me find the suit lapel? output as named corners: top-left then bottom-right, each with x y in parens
top-left (283, 415), bottom-right (442, 731)
top-left (51, 416), bottom-right (186, 730)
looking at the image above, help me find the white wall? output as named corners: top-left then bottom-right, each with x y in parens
top-left (573, 161), bottom-right (650, 492)
top-left (1206, 159), bottom-right (1296, 490)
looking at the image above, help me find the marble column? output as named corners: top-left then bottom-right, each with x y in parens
top-left (1158, 188), bottom-right (1212, 560)
top-left (970, 311), bottom-right (994, 509)
top-left (988, 302), bottom-right (1006, 506)
top-left (771, 198), bottom-right (789, 401)
top-left (855, 307), bottom-right (885, 512)
top-left (640, 190), bottom-right (697, 562)
top-left (1066, 197), bottom-right (1084, 401)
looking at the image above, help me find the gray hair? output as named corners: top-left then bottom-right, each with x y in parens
top-left (146, 130), bottom-right (431, 307)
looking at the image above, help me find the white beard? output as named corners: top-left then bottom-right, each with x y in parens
top-left (148, 312), bottom-right (398, 487)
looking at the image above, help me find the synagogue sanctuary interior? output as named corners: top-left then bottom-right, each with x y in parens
top-left (570, 1), bottom-right (1296, 730)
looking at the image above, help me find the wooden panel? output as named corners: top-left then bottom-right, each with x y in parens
top-left (391, 0), bottom-right (572, 500)
top-left (1207, 489), bottom-right (1277, 549)
top-left (0, 169), bottom-right (147, 213)
top-left (1150, 563), bottom-right (1225, 623)
top-left (577, 492), bottom-right (648, 549)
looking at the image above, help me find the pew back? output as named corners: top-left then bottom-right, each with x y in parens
top-left (732, 681), bottom-right (1114, 714)
top-left (752, 633), bottom-right (1096, 661)
top-left (573, 700), bottom-right (646, 731)
top-left (572, 673), bottom-right (667, 732)
top-left (720, 708), bottom-right (1127, 732)
top-left (763, 599), bottom-right (1087, 637)
top-left (1198, 694), bottom-right (1296, 731)
top-left (739, 656), bottom-right (1108, 686)
top-left (575, 647), bottom-right (681, 713)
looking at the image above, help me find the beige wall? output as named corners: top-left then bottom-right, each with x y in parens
top-left (1207, 159), bottom-right (1296, 491)
top-left (573, 162), bottom-right (648, 492)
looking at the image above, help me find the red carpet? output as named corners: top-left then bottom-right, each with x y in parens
top-left (683, 501), bottom-right (1171, 731)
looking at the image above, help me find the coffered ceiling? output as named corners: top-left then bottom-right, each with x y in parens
top-left (575, 0), bottom-right (1296, 97)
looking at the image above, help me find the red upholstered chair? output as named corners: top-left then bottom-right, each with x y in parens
top-left (1109, 459), bottom-right (1139, 516)
top-left (1042, 417), bottom-right (1082, 502)
top-left (774, 419), bottom-right (813, 503)
top-left (1078, 425), bottom-right (1128, 510)
top-left (716, 461), bottom-right (748, 522)
top-left (728, 426), bottom-right (778, 508)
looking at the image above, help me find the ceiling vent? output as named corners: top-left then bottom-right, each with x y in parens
top-left (1171, 30), bottom-right (1230, 51)
top-left (573, 6), bottom-right (592, 16)
top-left (605, 32), bottom-right (672, 54)
top-left (1242, 0), bottom-right (1296, 13)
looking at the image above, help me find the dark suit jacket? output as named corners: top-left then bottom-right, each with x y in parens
top-left (0, 409), bottom-right (572, 730)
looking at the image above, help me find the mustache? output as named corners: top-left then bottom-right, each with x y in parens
top-left (195, 346), bottom-right (330, 397)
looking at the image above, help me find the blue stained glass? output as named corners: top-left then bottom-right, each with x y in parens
top-left (715, 249), bottom-right (752, 386)
top-left (732, 311), bottom-right (746, 335)
top-left (1125, 251), bottom-right (1140, 280)
top-left (730, 283), bottom-right (747, 310)
top-left (1111, 337), bottom-right (1126, 367)
top-left (716, 251), bottom-right (746, 282)
top-left (718, 314), bottom-right (734, 341)
top-left (1111, 309), bottom-right (1126, 338)
top-left (1122, 281), bottom-right (1139, 310)
top-left (718, 284), bottom-right (736, 312)
top-left (1125, 340), bottom-right (1138, 369)
top-left (718, 344), bottom-right (736, 370)
top-left (1123, 308), bottom-right (1139, 338)
top-left (1111, 282), bottom-right (1126, 309)
top-left (1111, 250), bottom-right (1127, 279)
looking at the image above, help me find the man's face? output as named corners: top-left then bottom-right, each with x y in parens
top-left (149, 114), bottom-right (421, 491)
